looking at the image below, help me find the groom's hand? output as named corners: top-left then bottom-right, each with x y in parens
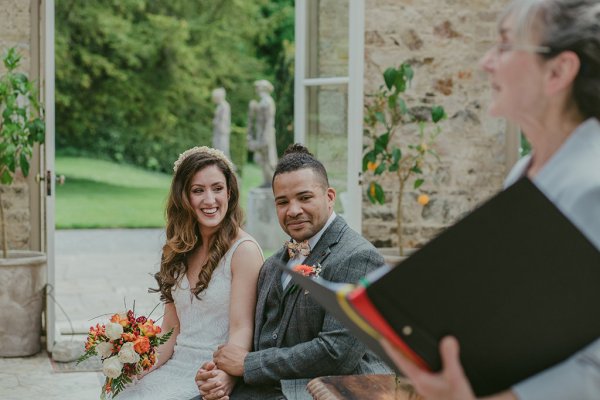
top-left (213, 343), bottom-right (248, 377)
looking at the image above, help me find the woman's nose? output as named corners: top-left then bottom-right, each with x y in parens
top-left (479, 47), bottom-right (495, 73)
top-left (204, 190), bottom-right (215, 203)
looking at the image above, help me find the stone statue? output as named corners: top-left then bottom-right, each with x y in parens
top-left (247, 80), bottom-right (278, 187)
top-left (211, 87), bottom-right (231, 160)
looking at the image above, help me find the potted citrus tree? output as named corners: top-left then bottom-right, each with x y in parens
top-left (362, 62), bottom-right (445, 261)
top-left (0, 47), bottom-right (47, 356)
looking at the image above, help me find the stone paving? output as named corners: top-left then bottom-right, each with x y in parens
top-left (1, 229), bottom-right (165, 400)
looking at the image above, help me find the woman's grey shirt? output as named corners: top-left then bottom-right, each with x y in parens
top-left (504, 118), bottom-right (600, 399)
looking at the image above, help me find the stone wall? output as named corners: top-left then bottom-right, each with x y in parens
top-left (363, 0), bottom-right (512, 248)
top-left (0, 0), bottom-right (33, 250)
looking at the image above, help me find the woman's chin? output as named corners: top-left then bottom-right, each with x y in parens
top-left (487, 103), bottom-right (507, 119)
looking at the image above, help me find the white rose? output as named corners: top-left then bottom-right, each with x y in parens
top-left (105, 322), bottom-right (124, 341)
top-left (102, 356), bottom-right (123, 379)
top-left (96, 341), bottom-right (114, 359)
top-left (118, 342), bottom-right (140, 364)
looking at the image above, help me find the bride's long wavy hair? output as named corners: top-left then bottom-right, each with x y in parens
top-left (152, 151), bottom-right (242, 303)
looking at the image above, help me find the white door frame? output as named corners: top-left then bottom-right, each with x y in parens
top-left (294, 0), bottom-right (364, 233)
top-left (43, 0), bottom-right (56, 352)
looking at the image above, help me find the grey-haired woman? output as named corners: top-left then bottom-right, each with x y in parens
top-left (381, 0), bottom-right (600, 399)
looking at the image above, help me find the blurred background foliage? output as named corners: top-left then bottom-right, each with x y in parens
top-left (55, 0), bottom-right (294, 173)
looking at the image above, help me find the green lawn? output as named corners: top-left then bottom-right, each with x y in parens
top-left (56, 156), bottom-right (262, 229)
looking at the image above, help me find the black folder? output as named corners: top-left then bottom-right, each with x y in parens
top-left (280, 178), bottom-right (600, 396)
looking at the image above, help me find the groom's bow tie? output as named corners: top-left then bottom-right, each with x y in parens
top-left (285, 240), bottom-right (310, 258)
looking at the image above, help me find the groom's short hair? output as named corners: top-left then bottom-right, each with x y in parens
top-left (272, 143), bottom-right (329, 188)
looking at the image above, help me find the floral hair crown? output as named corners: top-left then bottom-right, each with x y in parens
top-left (173, 146), bottom-right (235, 174)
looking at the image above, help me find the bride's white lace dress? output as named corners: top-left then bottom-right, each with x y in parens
top-left (119, 237), bottom-right (256, 400)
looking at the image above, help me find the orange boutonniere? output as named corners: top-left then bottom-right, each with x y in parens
top-left (293, 263), bottom-right (322, 278)
top-left (288, 263), bottom-right (323, 295)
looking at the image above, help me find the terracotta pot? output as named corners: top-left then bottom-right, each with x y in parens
top-left (0, 251), bottom-right (46, 357)
top-left (377, 247), bottom-right (417, 266)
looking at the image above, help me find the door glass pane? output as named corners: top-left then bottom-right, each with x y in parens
top-left (306, 84), bottom-right (348, 213)
top-left (307, 0), bottom-right (348, 78)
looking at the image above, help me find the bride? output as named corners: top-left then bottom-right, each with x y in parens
top-left (118, 146), bottom-right (263, 399)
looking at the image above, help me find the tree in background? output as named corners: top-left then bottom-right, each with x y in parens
top-left (254, 0), bottom-right (295, 156)
top-left (55, 0), bottom-right (280, 172)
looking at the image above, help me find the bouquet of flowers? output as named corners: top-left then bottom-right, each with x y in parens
top-left (77, 309), bottom-right (173, 399)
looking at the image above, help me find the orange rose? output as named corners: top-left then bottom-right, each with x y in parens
top-left (134, 336), bottom-right (151, 354)
top-left (110, 313), bottom-right (130, 328)
top-left (140, 321), bottom-right (161, 338)
top-left (141, 355), bottom-right (153, 369)
top-left (121, 332), bottom-right (136, 342)
top-left (417, 194), bottom-right (430, 206)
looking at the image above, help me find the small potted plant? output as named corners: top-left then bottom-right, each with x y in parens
top-left (362, 62), bottom-right (445, 260)
top-left (0, 47), bottom-right (47, 356)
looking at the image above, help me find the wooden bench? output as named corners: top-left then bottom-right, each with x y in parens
top-left (307, 374), bottom-right (423, 400)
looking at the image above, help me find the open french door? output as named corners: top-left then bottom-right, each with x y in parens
top-left (294, 0), bottom-right (365, 233)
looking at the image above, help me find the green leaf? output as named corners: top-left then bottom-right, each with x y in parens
top-left (383, 67), bottom-right (397, 91)
top-left (392, 148), bottom-right (402, 164)
top-left (19, 153), bottom-right (30, 177)
top-left (414, 178), bottom-right (424, 189)
top-left (375, 112), bottom-right (386, 124)
top-left (374, 182), bottom-right (385, 204)
top-left (374, 133), bottom-right (389, 152)
top-left (156, 328), bottom-right (174, 345)
top-left (374, 162), bottom-right (386, 175)
top-left (0, 168), bottom-right (13, 185)
top-left (431, 105), bottom-right (446, 123)
top-left (388, 163), bottom-right (399, 172)
top-left (411, 166), bottom-right (423, 174)
top-left (3, 47), bottom-right (21, 70)
top-left (362, 150), bottom-right (377, 172)
top-left (387, 94), bottom-right (396, 109)
top-left (3, 106), bottom-right (13, 120)
top-left (28, 118), bottom-right (46, 143)
top-left (402, 63), bottom-right (414, 82)
top-left (367, 182), bottom-right (385, 204)
top-left (394, 74), bottom-right (406, 93)
top-left (397, 98), bottom-right (408, 114)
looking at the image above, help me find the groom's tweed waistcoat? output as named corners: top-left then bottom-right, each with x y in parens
top-left (231, 216), bottom-right (392, 400)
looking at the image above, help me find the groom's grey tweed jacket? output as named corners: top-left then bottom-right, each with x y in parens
top-left (232, 216), bottom-right (392, 400)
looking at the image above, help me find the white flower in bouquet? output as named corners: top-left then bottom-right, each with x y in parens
top-left (78, 309), bottom-right (174, 398)
top-left (102, 356), bottom-right (123, 379)
top-left (118, 342), bottom-right (140, 364)
top-left (96, 341), bottom-right (113, 359)
top-left (106, 322), bottom-right (124, 340)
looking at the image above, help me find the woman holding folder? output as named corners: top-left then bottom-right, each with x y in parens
top-left (381, 0), bottom-right (600, 399)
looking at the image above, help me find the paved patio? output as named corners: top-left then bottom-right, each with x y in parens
top-left (1, 229), bottom-right (165, 400)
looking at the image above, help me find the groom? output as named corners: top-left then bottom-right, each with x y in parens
top-left (197, 144), bottom-right (391, 399)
